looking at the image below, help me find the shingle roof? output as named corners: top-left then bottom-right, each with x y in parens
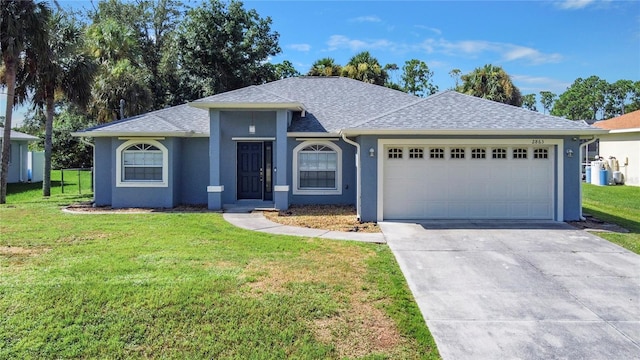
top-left (0, 127), bottom-right (39, 141)
top-left (348, 90), bottom-right (597, 131)
top-left (593, 110), bottom-right (640, 130)
top-left (76, 103), bottom-right (209, 136)
top-left (75, 76), bottom-right (601, 136)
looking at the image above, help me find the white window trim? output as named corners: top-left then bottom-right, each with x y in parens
top-left (116, 139), bottom-right (169, 188)
top-left (292, 140), bottom-right (342, 195)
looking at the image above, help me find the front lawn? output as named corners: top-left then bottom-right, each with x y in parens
top-left (0, 188), bottom-right (439, 358)
top-left (582, 183), bottom-right (640, 254)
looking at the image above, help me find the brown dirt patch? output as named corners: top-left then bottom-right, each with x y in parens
top-left (243, 242), bottom-right (406, 358)
top-left (64, 202), bottom-right (211, 213)
top-left (262, 204), bottom-right (380, 233)
top-left (0, 246), bottom-right (50, 256)
top-left (568, 214), bottom-right (629, 233)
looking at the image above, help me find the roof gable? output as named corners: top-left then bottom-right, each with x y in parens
top-left (0, 127), bottom-right (39, 141)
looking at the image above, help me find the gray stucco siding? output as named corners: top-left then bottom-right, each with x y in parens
top-left (178, 137), bottom-right (209, 205)
top-left (93, 138), bottom-right (113, 206)
top-left (357, 135), bottom-right (583, 222)
top-left (287, 137), bottom-right (357, 206)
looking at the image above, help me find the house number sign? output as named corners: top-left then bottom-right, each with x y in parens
top-left (531, 139), bottom-right (545, 144)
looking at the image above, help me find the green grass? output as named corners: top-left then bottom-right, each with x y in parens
top-left (582, 183), bottom-right (640, 254)
top-left (6, 169), bottom-right (92, 203)
top-left (0, 190), bottom-right (439, 358)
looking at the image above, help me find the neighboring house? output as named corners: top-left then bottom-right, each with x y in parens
top-left (73, 77), bottom-right (605, 222)
top-left (593, 110), bottom-right (640, 186)
top-left (0, 127), bottom-right (39, 183)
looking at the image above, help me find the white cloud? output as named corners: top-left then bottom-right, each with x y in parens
top-left (289, 43), bottom-right (311, 52)
top-left (556, 0), bottom-right (597, 10)
top-left (511, 74), bottom-right (571, 93)
top-left (350, 15), bottom-right (382, 23)
top-left (326, 35), bottom-right (394, 52)
top-left (420, 39), bottom-right (563, 65)
top-left (414, 25), bottom-right (442, 35)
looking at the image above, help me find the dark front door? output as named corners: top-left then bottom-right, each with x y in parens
top-left (237, 142), bottom-right (263, 199)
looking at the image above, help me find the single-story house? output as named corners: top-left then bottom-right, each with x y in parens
top-left (0, 127), bottom-right (39, 183)
top-left (593, 110), bottom-right (640, 186)
top-left (73, 76), bottom-right (605, 222)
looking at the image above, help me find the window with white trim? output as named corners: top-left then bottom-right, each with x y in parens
top-left (451, 148), bottom-right (465, 159)
top-left (430, 148), bottom-right (444, 159)
top-left (388, 148), bottom-right (403, 159)
top-left (513, 148), bottom-right (527, 159)
top-left (492, 148), bottom-right (507, 159)
top-left (293, 141), bottom-right (342, 195)
top-left (409, 148), bottom-right (424, 159)
top-left (533, 148), bottom-right (548, 159)
top-left (116, 140), bottom-right (168, 187)
top-left (471, 148), bottom-right (486, 159)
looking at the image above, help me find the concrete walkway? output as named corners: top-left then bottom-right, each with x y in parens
top-left (222, 212), bottom-right (386, 243)
top-left (380, 220), bottom-right (640, 360)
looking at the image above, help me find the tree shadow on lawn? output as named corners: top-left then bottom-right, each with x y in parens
top-left (581, 207), bottom-right (639, 234)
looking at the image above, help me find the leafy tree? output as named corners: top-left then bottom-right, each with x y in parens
top-left (552, 76), bottom-right (608, 120)
top-left (341, 51), bottom-right (387, 86)
top-left (272, 60), bottom-right (300, 80)
top-left (23, 11), bottom-right (97, 196)
top-left (308, 57), bottom-right (341, 76)
top-left (401, 59), bottom-right (437, 97)
top-left (628, 81), bottom-right (640, 113)
top-left (605, 79), bottom-right (634, 117)
top-left (175, 0), bottom-right (281, 99)
top-left (383, 63), bottom-right (400, 89)
top-left (539, 91), bottom-right (556, 114)
top-left (458, 64), bottom-right (522, 106)
top-left (88, 0), bottom-right (184, 108)
top-left (522, 94), bottom-right (537, 111)
top-left (449, 68), bottom-right (461, 89)
top-left (86, 18), bottom-right (153, 122)
top-left (0, 0), bottom-right (51, 203)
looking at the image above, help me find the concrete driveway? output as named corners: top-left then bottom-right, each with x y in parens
top-left (379, 220), bottom-right (640, 360)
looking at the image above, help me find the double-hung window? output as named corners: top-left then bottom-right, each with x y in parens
top-left (116, 140), bottom-right (168, 187)
top-left (293, 141), bottom-right (342, 195)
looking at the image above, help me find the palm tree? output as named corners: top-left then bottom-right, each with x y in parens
top-left (0, 0), bottom-right (51, 204)
top-left (340, 51), bottom-right (387, 86)
top-left (458, 64), bottom-right (522, 106)
top-left (307, 57), bottom-right (341, 76)
top-left (26, 11), bottom-right (98, 197)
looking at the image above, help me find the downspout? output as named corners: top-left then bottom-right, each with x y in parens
top-left (341, 133), bottom-right (361, 221)
top-left (19, 143), bottom-right (24, 182)
top-left (80, 137), bottom-right (96, 201)
top-left (579, 137), bottom-right (597, 220)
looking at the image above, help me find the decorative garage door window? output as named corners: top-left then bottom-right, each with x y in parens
top-left (116, 139), bottom-right (168, 187)
top-left (492, 148), bottom-right (507, 159)
top-left (430, 148), bottom-right (444, 159)
top-left (513, 148), bottom-right (528, 159)
top-left (123, 144), bottom-right (163, 181)
top-left (471, 148), bottom-right (486, 159)
top-left (450, 148), bottom-right (465, 159)
top-left (388, 148), bottom-right (403, 159)
top-left (409, 148), bottom-right (424, 159)
top-left (534, 148), bottom-right (549, 159)
top-left (298, 145), bottom-right (337, 189)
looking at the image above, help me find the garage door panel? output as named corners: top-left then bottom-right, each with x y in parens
top-left (383, 144), bottom-right (554, 220)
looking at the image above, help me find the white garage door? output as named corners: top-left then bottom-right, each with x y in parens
top-left (383, 144), bottom-right (554, 220)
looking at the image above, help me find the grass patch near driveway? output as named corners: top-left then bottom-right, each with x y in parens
top-left (582, 183), bottom-right (640, 254)
top-left (0, 193), bottom-right (437, 358)
top-left (263, 204), bottom-right (380, 233)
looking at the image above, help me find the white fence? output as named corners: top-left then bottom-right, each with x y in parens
top-left (28, 151), bottom-right (44, 182)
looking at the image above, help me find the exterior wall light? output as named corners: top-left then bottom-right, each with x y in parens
top-left (566, 149), bottom-right (574, 158)
top-left (369, 147), bottom-right (375, 157)
top-left (249, 112), bottom-right (256, 134)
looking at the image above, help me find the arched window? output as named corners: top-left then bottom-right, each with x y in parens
top-left (116, 140), bottom-right (168, 187)
top-left (293, 141), bottom-right (342, 195)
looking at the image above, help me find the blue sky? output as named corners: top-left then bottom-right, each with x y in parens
top-left (3, 0), bottom-right (639, 126)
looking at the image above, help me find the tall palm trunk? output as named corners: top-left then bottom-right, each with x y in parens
top-left (0, 59), bottom-right (16, 204)
top-left (43, 86), bottom-right (54, 197)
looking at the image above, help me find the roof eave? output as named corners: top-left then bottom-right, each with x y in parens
top-left (602, 127), bottom-right (640, 134)
top-left (71, 131), bottom-right (209, 138)
top-left (188, 101), bottom-right (305, 111)
top-left (340, 128), bottom-right (610, 136)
